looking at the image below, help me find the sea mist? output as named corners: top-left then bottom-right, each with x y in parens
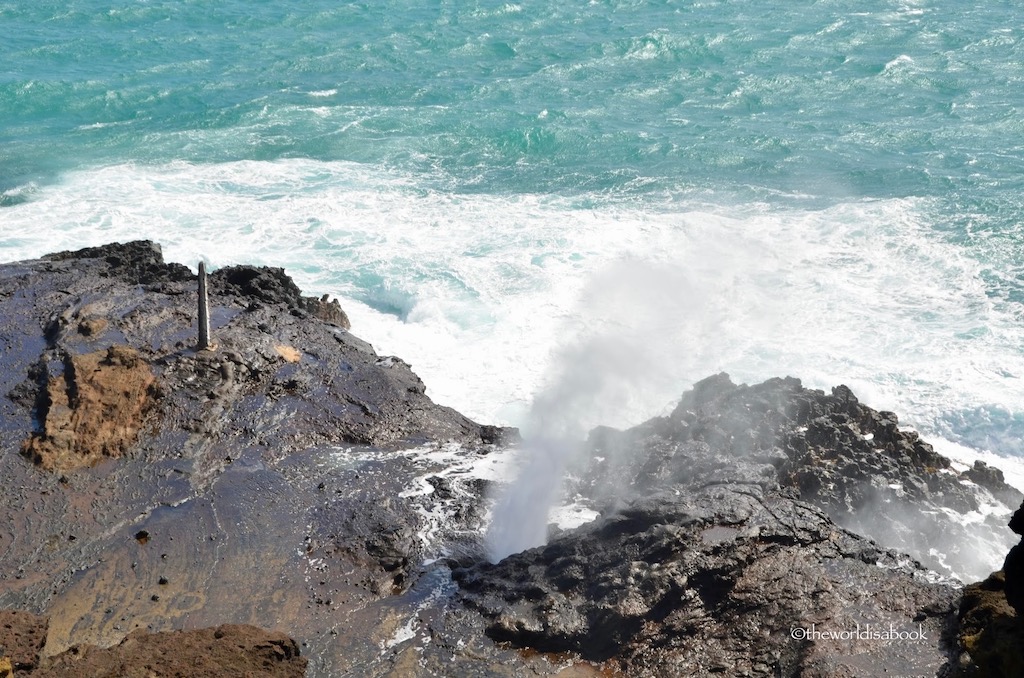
top-left (485, 259), bottom-right (717, 563)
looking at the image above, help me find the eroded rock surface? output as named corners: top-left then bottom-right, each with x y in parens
top-left (1, 242), bottom-right (1019, 677)
top-left (951, 571), bottom-right (1024, 677)
top-left (0, 241), bottom-right (510, 675)
top-left (573, 374), bottom-right (1018, 581)
top-left (456, 478), bottom-right (960, 676)
top-left (0, 612), bottom-right (306, 678)
top-left (0, 610), bottom-right (47, 673)
top-left (37, 624), bottom-right (306, 678)
top-left (21, 345), bottom-right (158, 471)
top-left (445, 375), bottom-right (1024, 675)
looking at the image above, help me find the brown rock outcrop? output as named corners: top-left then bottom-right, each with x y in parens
top-left (21, 345), bottom-right (158, 471)
top-left (36, 624), bottom-right (306, 677)
top-left (0, 610), bottom-right (48, 673)
top-left (0, 612), bottom-right (306, 678)
top-left (952, 571), bottom-right (1024, 676)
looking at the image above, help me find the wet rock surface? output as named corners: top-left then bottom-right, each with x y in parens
top-left (448, 375), bottom-right (1024, 676)
top-left (456, 487), bottom-right (958, 677)
top-left (572, 374), bottom-right (1019, 581)
top-left (0, 241), bottom-right (511, 675)
top-left (0, 242), bottom-right (1019, 676)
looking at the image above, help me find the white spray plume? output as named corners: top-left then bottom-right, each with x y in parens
top-left (485, 257), bottom-right (737, 562)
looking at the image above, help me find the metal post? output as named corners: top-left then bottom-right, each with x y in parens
top-left (198, 261), bottom-right (211, 350)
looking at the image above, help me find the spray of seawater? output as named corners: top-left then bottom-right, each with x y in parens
top-left (484, 259), bottom-right (720, 562)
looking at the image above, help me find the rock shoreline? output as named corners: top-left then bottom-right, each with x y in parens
top-left (0, 241), bottom-right (1021, 676)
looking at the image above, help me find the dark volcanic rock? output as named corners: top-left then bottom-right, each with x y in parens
top-left (456, 485), bottom-right (959, 677)
top-left (0, 241), bottom-right (509, 675)
top-left (45, 240), bottom-right (193, 286)
top-left (210, 265), bottom-right (305, 309)
top-left (312, 494), bottom-right (423, 595)
top-left (572, 374), bottom-right (1017, 581)
top-left (1001, 500), bottom-right (1024, 617)
top-left (446, 374), bottom-right (1024, 675)
top-left (211, 266), bottom-right (352, 329)
top-left (6, 241), bottom-right (491, 458)
top-left (965, 460), bottom-right (1023, 508)
top-left (3, 243), bottom-right (1019, 677)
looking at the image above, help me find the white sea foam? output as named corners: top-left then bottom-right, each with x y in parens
top-left (933, 438), bottom-right (1024, 494)
top-left (391, 442), bottom-right (525, 559)
top-left (3, 159), bottom-right (1024, 479)
top-left (74, 120), bottom-right (135, 131)
top-left (331, 440), bottom-right (601, 562)
top-left (550, 498), bottom-right (600, 530)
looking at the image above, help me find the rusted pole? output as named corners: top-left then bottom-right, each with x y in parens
top-left (198, 261), bottom-right (211, 350)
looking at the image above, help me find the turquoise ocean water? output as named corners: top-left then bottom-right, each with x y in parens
top-left (3, 0), bottom-right (1024, 480)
